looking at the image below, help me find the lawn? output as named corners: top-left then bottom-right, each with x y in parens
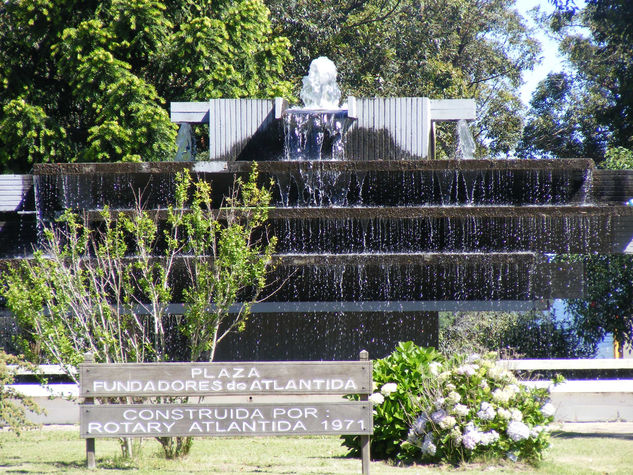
top-left (1, 426), bottom-right (632, 474)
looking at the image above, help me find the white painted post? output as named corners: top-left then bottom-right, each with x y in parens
top-left (359, 350), bottom-right (371, 475)
top-left (83, 352), bottom-right (96, 469)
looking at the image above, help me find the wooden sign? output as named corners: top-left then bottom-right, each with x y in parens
top-left (80, 361), bottom-right (372, 397)
top-left (80, 402), bottom-right (372, 438)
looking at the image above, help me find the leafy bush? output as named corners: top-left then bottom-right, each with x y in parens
top-left (599, 146), bottom-right (633, 170)
top-left (0, 351), bottom-right (44, 441)
top-left (439, 311), bottom-right (595, 359)
top-left (346, 343), bottom-right (559, 466)
top-left (342, 342), bottom-right (443, 460)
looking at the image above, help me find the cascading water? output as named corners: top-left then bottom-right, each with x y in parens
top-left (456, 119), bottom-right (476, 159)
top-left (5, 56), bottom-right (633, 362)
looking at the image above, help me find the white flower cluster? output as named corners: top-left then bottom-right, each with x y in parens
top-left (461, 423), bottom-right (499, 450)
top-left (477, 402), bottom-right (496, 421)
top-left (431, 409), bottom-right (448, 424)
top-left (434, 397), bottom-right (445, 409)
top-left (368, 392), bottom-right (384, 405)
top-left (446, 390), bottom-right (461, 405)
top-left (492, 384), bottom-right (519, 404)
top-left (462, 423), bottom-right (482, 450)
top-left (497, 407), bottom-right (511, 420)
top-left (429, 361), bottom-right (443, 376)
top-left (455, 364), bottom-right (479, 377)
top-left (510, 408), bottom-right (523, 421)
top-left (381, 382), bottom-right (398, 396)
top-left (486, 364), bottom-right (513, 382)
top-left (507, 420), bottom-right (530, 441)
top-left (452, 403), bottom-right (469, 417)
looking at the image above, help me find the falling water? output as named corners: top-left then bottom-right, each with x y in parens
top-left (456, 119), bottom-right (476, 159)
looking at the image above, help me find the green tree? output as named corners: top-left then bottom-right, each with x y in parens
top-left (0, 351), bottom-right (45, 441)
top-left (520, 1), bottom-right (633, 160)
top-left (265, 0), bottom-right (540, 156)
top-left (0, 0), bottom-right (292, 172)
top-left (517, 72), bottom-right (609, 159)
top-left (1, 166), bottom-right (276, 457)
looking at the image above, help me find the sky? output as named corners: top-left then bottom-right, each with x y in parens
top-left (514, 0), bottom-right (586, 106)
top-left (515, 0), bottom-right (564, 105)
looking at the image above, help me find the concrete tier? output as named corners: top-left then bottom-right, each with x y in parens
top-left (32, 159), bottom-right (594, 214)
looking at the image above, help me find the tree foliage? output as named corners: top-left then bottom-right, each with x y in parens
top-left (517, 72), bottom-right (609, 159)
top-left (520, 0), bottom-right (633, 160)
top-left (565, 254), bottom-right (633, 354)
top-left (1, 167), bottom-right (275, 457)
top-left (0, 351), bottom-right (45, 440)
top-left (265, 0), bottom-right (540, 156)
top-left (1, 167), bottom-right (275, 368)
top-left (0, 0), bottom-right (293, 172)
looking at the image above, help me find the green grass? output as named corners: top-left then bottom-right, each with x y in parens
top-left (1, 427), bottom-right (632, 474)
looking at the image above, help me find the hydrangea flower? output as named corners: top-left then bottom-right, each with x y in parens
top-left (477, 402), bottom-right (496, 421)
top-left (462, 424), bottom-right (483, 450)
top-left (507, 420), bottom-right (530, 441)
top-left (506, 384), bottom-right (520, 395)
top-left (421, 433), bottom-right (437, 456)
top-left (412, 413), bottom-right (428, 435)
top-left (492, 388), bottom-right (511, 404)
top-left (487, 365), bottom-right (510, 381)
top-left (456, 364), bottom-right (479, 377)
top-left (369, 392), bottom-right (385, 405)
top-left (480, 430), bottom-right (500, 446)
top-left (431, 409), bottom-right (448, 424)
top-left (446, 390), bottom-right (461, 405)
top-left (438, 415), bottom-right (457, 430)
top-left (497, 407), bottom-right (511, 420)
top-left (438, 371), bottom-right (452, 381)
top-left (510, 408), bottom-right (523, 422)
top-left (434, 397), bottom-right (445, 409)
top-left (381, 382), bottom-right (398, 396)
top-left (429, 361), bottom-right (443, 376)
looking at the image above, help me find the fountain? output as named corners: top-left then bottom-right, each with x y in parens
top-left (2, 57), bottom-right (633, 359)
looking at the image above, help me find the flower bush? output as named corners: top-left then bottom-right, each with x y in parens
top-left (342, 341), bottom-right (443, 460)
top-left (346, 343), bottom-right (561, 466)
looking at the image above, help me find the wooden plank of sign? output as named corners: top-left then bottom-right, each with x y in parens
top-left (80, 361), bottom-right (372, 397)
top-left (80, 402), bottom-right (372, 438)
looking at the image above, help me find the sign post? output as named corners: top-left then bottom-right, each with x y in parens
top-left (79, 354), bottom-right (373, 473)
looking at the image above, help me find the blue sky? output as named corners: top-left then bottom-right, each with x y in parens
top-left (515, 0), bottom-right (586, 105)
top-left (515, 0), bottom-right (563, 105)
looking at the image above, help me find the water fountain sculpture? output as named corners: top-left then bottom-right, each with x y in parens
top-left (2, 57), bottom-right (633, 360)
